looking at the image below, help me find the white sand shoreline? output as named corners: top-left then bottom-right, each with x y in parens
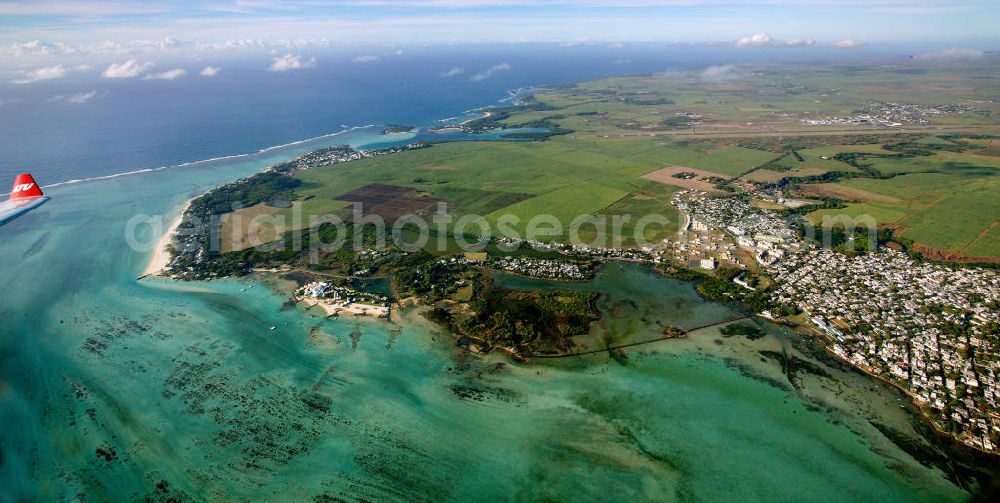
top-left (297, 295), bottom-right (390, 319)
top-left (140, 199), bottom-right (192, 278)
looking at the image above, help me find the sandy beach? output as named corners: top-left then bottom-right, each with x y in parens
top-left (140, 199), bottom-right (191, 278)
top-left (458, 110), bottom-right (492, 126)
top-left (298, 295), bottom-right (389, 318)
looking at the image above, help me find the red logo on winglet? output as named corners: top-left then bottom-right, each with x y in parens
top-left (10, 173), bottom-right (44, 200)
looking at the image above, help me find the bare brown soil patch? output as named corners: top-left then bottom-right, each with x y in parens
top-left (975, 139), bottom-right (1000, 158)
top-left (751, 199), bottom-right (787, 211)
top-left (885, 223), bottom-right (1000, 264)
top-left (641, 166), bottom-right (729, 194)
top-left (219, 202), bottom-right (312, 253)
top-left (335, 183), bottom-right (440, 221)
top-left (911, 242), bottom-right (1000, 264)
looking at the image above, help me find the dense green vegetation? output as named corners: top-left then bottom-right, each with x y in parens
top-left (696, 268), bottom-right (799, 316)
top-left (461, 285), bottom-right (598, 353)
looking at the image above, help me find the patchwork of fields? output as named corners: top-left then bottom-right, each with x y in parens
top-left (807, 167), bottom-right (1000, 260)
top-left (291, 138), bottom-right (761, 243)
top-left (268, 61), bottom-right (1000, 259)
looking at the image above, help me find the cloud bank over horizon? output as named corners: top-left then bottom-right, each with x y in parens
top-left (736, 33), bottom-right (814, 48)
top-left (0, 0), bottom-right (993, 59)
top-left (0, 1), bottom-right (993, 89)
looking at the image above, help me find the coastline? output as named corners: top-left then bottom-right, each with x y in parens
top-left (768, 310), bottom-right (1000, 458)
top-left (139, 199), bottom-right (191, 278)
top-left (40, 125), bottom-right (378, 192)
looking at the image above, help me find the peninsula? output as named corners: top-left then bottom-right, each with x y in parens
top-left (150, 58), bottom-right (1000, 454)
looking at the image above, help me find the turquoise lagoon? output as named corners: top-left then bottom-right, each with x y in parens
top-left (0, 131), bottom-right (974, 501)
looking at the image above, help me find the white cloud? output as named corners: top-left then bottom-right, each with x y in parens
top-left (699, 65), bottom-right (744, 83)
top-left (915, 48), bottom-right (983, 61)
top-left (831, 38), bottom-right (864, 48)
top-left (608, 42), bottom-right (625, 49)
top-left (352, 54), bottom-right (379, 63)
top-left (277, 38), bottom-right (330, 49)
top-left (200, 65), bottom-right (220, 76)
top-left (67, 91), bottom-right (98, 103)
top-left (144, 68), bottom-right (186, 80)
top-left (199, 38), bottom-right (265, 51)
top-left (736, 33), bottom-right (774, 47)
top-left (49, 91), bottom-right (100, 104)
top-left (737, 33), bottom-right (813, 47)
top-left (129, 37), bottom-right (183, 51)
top-left (0, 40), bottom-right (76, 57)
top-left (102, 59), bottom-right (153, 78)
top-left (10, 63), bottom-right (92, 84)
top-left (268, 53), bottom-right (316, 72)
top-left (2, 37), bottom-right (192, 59)
top-left (470, 63), bottom-right (511, 82)
top-left (11, 64), bottom-right (67, 84)
top-left (440, 67), bottom-right (464, 78)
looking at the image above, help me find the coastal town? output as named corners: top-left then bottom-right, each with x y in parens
top-left (676, 190), bottom-right (1000, 452)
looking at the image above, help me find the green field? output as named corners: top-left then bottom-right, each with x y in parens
top-left (273, 59), bottom-right (1000, 258)
top-left (807, 170), bottom-right (1000, 257)
top-left (504, 62), bottom-right (1000, 140)
top-left (292, 137), bottom-right (767, 242)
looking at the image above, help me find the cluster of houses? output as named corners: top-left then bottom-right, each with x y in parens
top-left (487, 256), bottom-right (592, 280)
top-left (493, 237), bottom-right (653, 262)
top-left (801, 100), bottom-right (979, 127)
top-left (277, 143), bottom-right (425, 175)
top-left (278, 146), bottom-right (371, 174)
top-left (678, 190), bottom-right (1000, 452)
top-left (772, 247), bottom-right (1000, 451)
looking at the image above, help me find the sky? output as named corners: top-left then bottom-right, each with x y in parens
top-left (1, 0), bottom-right (998, 48)
top-left (0, 0), bottom-right (997, 78)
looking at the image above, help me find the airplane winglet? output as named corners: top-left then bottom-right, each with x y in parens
top-left (10, 173), bottom-right (44, 200)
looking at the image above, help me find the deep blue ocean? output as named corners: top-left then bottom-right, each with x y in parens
top-left (0, 43), bottom-right (909, 187)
